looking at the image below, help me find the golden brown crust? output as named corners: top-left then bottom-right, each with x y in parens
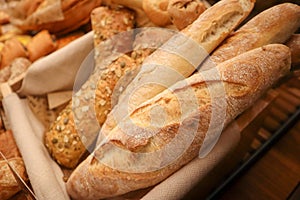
top-left (44, 103), bottom-right (84, 168)
top-left (66, 44), bottom-right (291, 199)
top-left (26, 30), bottom-right (57, 62)
top-left (18, 0), bottom-right (102, 34)
top-left (143, 0), bottom-right (171, 26)
top-left (0, 38), bottom-right (27, 69)
top-left (100, 0), bottom-right (255, 142)
top-left (204, 3), bottom-right (300, 69)
top-left (167, 0), bottom-right (207, 30)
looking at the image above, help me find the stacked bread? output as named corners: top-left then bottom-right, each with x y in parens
top-left (67, 1), bottom-right (300, 199)
top-left (1, 0), bottom-right (300, 199)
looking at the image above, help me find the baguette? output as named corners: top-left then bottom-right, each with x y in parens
top-left (44, 27), bottom-right (174, 169)
top-left (100, 0), bottom-right (255, 140)
top-left (201, 3), bottom-right (300, 70)
top-left (67, 44), bottom-right (291, 199)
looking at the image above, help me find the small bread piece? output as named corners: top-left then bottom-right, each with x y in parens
top-left (201, 3), bottom-right (300, 70)
top-left (27, 30), bottom-right (57, 62)
top-left (0, 130), bottom-right (28, 200)
top-left (100, 0), bottom-right (255, 139)
top-left (286, 34), bottom-right (300, 66)
top-left (143, 0), bottom-right (171, 26)
top-left (167, 0), bottom-right (207, 30)
top-left (67, 44), bottom-right (291, 199)
top-left (18, 0), bottom-right (102, 34)
top-left (0, 38), bottom-right (27, 69)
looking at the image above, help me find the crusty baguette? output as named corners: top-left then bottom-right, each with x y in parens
top-left (44, 27), bottom-right (174, 169)
top-left (286, 34), bottom-right (300, 66)
top-left (67, 44), bottom-right (291, 199)
top-left (201, 3), bottom-right (300, 70)
top-left (100, 0), bottom-right (255, 140)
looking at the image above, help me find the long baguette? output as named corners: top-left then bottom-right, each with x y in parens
top-left (100, 0), bottom-right (255, 139)
top-left (67, 44), bottom-right (291, 199)
top-left (201, 3), bottom-right (300, 70)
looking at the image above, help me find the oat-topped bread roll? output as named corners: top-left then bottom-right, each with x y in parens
top-left (67, 44), bottom-right (291, 199)
top-left (100, 0), bottom-right (255, 140)
top-left (0, 130), bottom-right (28, 200)
top-left (45, 7), bottom-right (135, 168)
top-left (44, 28), bottom-right (174, 169)
top-left (201, 3), bottom-right (300, 70)
top-left (91, 6), bottom-right (135, 48)
top-left (44, 6), bottom-right (136, 169)
top-left (167, 0), bottom-right (207, 30)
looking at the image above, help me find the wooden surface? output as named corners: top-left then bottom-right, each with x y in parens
top-left (219, 120), bottom-right (300, 200)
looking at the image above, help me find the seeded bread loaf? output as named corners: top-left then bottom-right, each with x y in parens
top-left (99, 0), bottom-right (255, 141)
top-left (67, 44), bottom-right (291, 199)
top-left (201, 3), bottom-right (300, 70)
top-left (44, 6), bottom-right (136, 168)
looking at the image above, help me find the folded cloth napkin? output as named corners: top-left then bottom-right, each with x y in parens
top-left (18, 31), bottom-right (94, 96)
top-left (141, 122), bottom-right (240, 200)
top-left (3, 93), bottom-right (70, 200)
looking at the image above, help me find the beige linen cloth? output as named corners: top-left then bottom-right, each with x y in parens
top-left (2, 30), bottom-right (246, 199)
top-left (3, 93), bottom-right (70, 200)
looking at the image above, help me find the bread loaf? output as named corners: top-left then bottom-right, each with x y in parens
top-left (201, 3), bottom-right (300, 70)
top-left (0, 130), bottom-right (28, 200)
top-left (67, 44), bottom-right (291, 199)
top-left (100, 0), bottom-right (255, 141)
top-left (167, 0), bottom-right (207, 30)
top-left (44, 6), bottom-right (136, 169)
top-left (142, 0), bottom-right (171, 26)
top-left (17, 0), bottom-right (102, 34)
top-left (44, 28), bottom-right (174, 169)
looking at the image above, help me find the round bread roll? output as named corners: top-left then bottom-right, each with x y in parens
top-left (143, 0), bottom-right (172, 26)
top-left (168, 0), bottom-right (207, 30)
